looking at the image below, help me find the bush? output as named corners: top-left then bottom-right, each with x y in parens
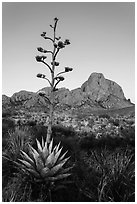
top-left (52, 125), bottom-right (75, 138)
top-left (2, 172), bottom-right (32, 202)
top-left (2, 110), bottom-right (12, 118)
top-left (99, 114), bottom-right (110, 119)
top-left (73, 148), bottom-right (135, 202)
top-left (2, 118), bottom-right (15, 150)
top-left (2, 126), bottom-right (33, 188)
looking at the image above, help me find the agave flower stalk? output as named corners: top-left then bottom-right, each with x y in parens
top-left (36, 18), bottom-right (73, 144)
top-left (17, 138), bottom-right (72, 182)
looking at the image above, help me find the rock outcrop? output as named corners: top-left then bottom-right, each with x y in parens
top-left (2, 72), bottom-right (134, 110)
top-left (81, 73), bottom-right (125, 101)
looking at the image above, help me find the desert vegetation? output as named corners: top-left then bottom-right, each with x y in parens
top-left (2, 18), bottom-right (135, 202)
top-left (2, 109), bottom-right (135, 201)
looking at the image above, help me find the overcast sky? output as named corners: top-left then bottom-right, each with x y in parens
top-left (2, 2), bottom-right (135, 102)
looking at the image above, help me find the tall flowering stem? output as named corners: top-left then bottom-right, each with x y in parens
top-left (36, 18), bottom-right (73, 144)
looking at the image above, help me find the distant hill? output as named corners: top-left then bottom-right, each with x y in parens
top-left (2, 72), bottom-right (134, 113)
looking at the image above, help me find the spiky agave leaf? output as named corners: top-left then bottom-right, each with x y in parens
top-left (52, 147), bottom-right (63, 165)
top-left (45, 151), bottom-right (56, 168)
top-left (57, 156), bottom-right (71, 166)
top-left (26, 168), bottom-right (40, 178)
top-left (41, 144), bottom-right (49, 161)
top-left (28, 145), bottom-right (44, 171)
top-left (20, 150), bottom-right (35, 167)
top-left (58, 166), bottom-right (73, 174)
top-left (36, 139), bottom-right (43, 153)
top-left (58, 150), bottom-right (68, 162)
top-left (36, 155), bottom-right (45, 171)
top-left (54, 148), bottom-right (64, 165)
top-left (46, 173), bottom-right (71, 181)
top-left (41, 137), bottom-right (45, 149)
top-left (48, 138), bottom-right (53, 154)
top-left (45, 159), bottom-right (69, 177)
top-left (18, 159), bottom-right (34, 169)
top-left (55, 142), bottom-right (61, 153)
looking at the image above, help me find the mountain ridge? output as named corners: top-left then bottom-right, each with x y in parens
top-left (2, 72), bottom-right (134, 112)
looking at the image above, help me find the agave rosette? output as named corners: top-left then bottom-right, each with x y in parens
top-left (18, 138), bottom-right (72, 182)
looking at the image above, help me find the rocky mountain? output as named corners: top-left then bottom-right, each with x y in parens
top-left (2, 73), bottom-right (134, 112)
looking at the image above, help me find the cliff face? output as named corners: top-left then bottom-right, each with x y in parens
top-left (81, 73), bottom-right (125, 101)
top-left (3, 73), bottom-right (133, 110)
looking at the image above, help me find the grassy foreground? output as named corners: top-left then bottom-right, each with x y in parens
top-left (2, 121), bottom-right (135, 202)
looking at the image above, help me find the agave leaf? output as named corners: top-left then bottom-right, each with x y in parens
top-left (36, 139), bottom-right (43, 153)
top-left (45, 151), bottom-right (55, 168)
top-left (57, 156), bottom-right (70, 166)
top-left (55, 142), bottom-right (61, 153)
top-left (48, 138), bottom-right (53, 154)
top-left (27, 168), bottom-right (41, 178)
top-left (53, 147), bottom-right (63, 165)
top-left (45, 173), bottom-right (71, 181)
top-left (44, 140), bottom-right (48, 150)
top-left (40, 166), bottom-right (50, 177)
top-left (18, 159), bottom-right (33, 169)
top-left (29, 144), bottom-right (39, 158)
top-left (59, 166), bottom-right (73, 174)
top-left (48, 163), bottom-right (64, 176)
top-left (20, 150), bottom-right (35, 167)
top-left (36, 155), bottom-right (45, 171)
top-left (47, 158), bottom-right (70, 177)
top-left (58, 150), bottom-right (68, 162)
top-left (29, 145), bottom-right (43, 170)
top-left (42, 143), bottom-right (49, 161)
top-left (53, 145), bottom-right (58, 153)
top-left (42, 137), bottom-right (45, 149)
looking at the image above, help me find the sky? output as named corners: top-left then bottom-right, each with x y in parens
top-left (2, 2), bottom-right (135, 102)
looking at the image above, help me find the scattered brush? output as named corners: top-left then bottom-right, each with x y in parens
top-left (2, 126), bottom-right (33, 188)
top-left (77, 148), bottom-right (135, 202)
top-left (5, 126), bottom-right (32, 160)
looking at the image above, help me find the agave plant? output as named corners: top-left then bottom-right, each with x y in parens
top-left (17, 137), bottom-right (72, 182)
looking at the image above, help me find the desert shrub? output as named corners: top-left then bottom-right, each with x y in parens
top-left (27, 120), bottom-right (37, 126)
top-left (79, 132), bottom-right (135, 152)
top-left (79, 134), bottom-right (96, 150)
top-left (30, 125), bottom-right (47, 144)
top-left (110, 118), bottom-right (119, 126)
top-left (88, 118), bottom-right (94, 128)
top-left (52, 125), bottom-right (75, 138)
top-left (96, 136), bottom-right (125, 150)
top-left (2, 110), bottom-right (12, 118)
top-left (99, 114), bottom-right (110, 119)
top-left (2, 118), bottom-right (15, 135)
top-left (2, 126), bottom-right (33, 188)
top-left (74, 148), bottom-right (135, 202)
top-left (73, 154), bottom-right (99, 201)
top-left (2, 118), bottom-right (15, 150)
top-left (2, 172), bottom-right (32, 202)
top-left (120, 126), bottom-right (135, 140)
top-left (2, 170), bottom-right (77, 202)
top-left (6, 126), bottom-right (32, 160)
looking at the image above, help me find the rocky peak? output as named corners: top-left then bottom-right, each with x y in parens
top-left (2, 72), bottom-right (133, 111)
top-left (81, 72), bottom-right (125, 102)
